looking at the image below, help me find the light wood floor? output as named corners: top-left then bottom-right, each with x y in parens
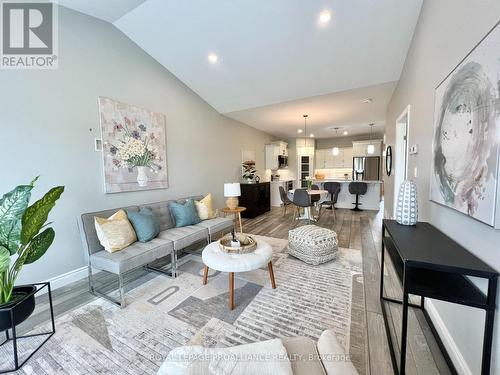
top-left (27, 204), bottom-right (452, 375)
top-left (241, 204), bottom-right (453, 375)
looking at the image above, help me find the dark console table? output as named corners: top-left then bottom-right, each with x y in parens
top-left (380, 219), bottom-right (498, 375)
top-left (239, 182), bottom-right (270, 218)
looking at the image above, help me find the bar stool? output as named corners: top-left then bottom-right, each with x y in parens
top-left (349, 182), bottom-right (367, 211)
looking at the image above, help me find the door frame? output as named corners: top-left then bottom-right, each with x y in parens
top-left (393, 105), bottom-right (410, 217)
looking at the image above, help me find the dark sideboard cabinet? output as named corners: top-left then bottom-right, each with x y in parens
top-left (239, 182), bottom-right (270, 218)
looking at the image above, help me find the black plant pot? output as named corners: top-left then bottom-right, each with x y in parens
top-left (0, 285), bottom-right (37, 332)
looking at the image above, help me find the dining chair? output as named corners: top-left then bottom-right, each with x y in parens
top-left (292, 189), bottom-right (313, 224)
top-left (278, 185), bottom-right (293, 216)
top-left (320, 182), bottom-right (341, 219)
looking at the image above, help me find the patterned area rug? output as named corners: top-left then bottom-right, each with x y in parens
top-left (0, 235), bottom-right (366, 374)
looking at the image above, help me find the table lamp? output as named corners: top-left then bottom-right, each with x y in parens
top-left (224, 183), bottom-right (241, 209)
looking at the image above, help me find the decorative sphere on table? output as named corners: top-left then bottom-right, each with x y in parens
top-left (396, 180), bottom-right (418, 226)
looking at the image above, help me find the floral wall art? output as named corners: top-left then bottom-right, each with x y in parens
top-left (98, 97), bottom-right (168, 193)
top-left (430, 23), bottom-right (500, 226)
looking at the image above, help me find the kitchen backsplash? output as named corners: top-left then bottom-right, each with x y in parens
top-left (314, 168), bottom-right (352, 179)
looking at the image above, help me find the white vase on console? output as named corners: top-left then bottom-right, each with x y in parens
top-left (396, 180), bottom-right (418, 225)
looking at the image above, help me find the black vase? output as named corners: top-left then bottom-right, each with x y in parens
top-left (0, 285), bottom-right (37, 332)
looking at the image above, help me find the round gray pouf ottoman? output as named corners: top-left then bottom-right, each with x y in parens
top-left (288, 225), bottom-right (338, 265)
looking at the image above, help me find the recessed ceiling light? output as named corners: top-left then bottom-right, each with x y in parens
top-left (297, 129), bottom-right (303, 133)
top-left (343, 130), bottom-right (348, 135)
top-left (309, 133), bottom-right (315, 138)
top-left (208, 53), bottom-right (218, 64)
top-left (318, 10), bottom-right (332, 24)
top-left (362, 98), bottom-right (373, 104)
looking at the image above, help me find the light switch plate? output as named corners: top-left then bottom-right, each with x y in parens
top-left (409, 144), bottom-right (418, 154)
top-left (414, 166), bottom-right (418, 178)
top-left (95, 138), bottom-right (103, 151)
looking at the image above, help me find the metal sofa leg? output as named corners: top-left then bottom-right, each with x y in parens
top-left (171, 251), bottom-right (177, 278)
top-left (118, 274), bottom-right (125, 308)
top-left (88, 263), bottom-right (95, 294)
top-left (89, 270), bottom-right (127, 308)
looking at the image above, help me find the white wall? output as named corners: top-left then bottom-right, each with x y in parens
top-left (385, 1), bottom-right (500, 373)
top-left (0, 7), bottom-right (273, 285)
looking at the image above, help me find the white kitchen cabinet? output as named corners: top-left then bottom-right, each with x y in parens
top-left (265, 144), bottom-right (279, 170)
top-left (332, 149), bottom-right (343, 168)
top-left (324, 151), bottom-right (335, 168)
top-left (342, 147), bottom-right (353, 167)
top-left (316, 149), bottom-right (326, 169)
top-left (316, 147), bottom-right (353, 168)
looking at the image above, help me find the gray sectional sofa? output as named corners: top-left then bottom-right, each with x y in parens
top-left (78, 195), bottom-right (234, 308)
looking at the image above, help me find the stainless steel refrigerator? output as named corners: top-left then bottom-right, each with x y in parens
top-left (353, 156), bottom-right (380, 181)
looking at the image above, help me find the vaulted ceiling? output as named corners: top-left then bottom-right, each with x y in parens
top-left (60, 0), bottom-right (423, 138)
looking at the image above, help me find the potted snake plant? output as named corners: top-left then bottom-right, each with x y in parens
top-left (0, 177), bottom-right (63, 331)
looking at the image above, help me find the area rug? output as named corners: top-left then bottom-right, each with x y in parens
top-left (1, 235), bottom-right (366, 374)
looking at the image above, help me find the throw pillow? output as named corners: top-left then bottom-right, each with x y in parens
top-left (194, 193), bottom-right (216, 220)
top-left (94, 209), bottom-right (137, 253)
top-left (126, 207), bottom-right (160, 242)
top-left (169, 199), bottom-right (201, 227)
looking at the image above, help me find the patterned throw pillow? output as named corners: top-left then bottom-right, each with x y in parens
top-left (169, 199), bottom-right (201, 227)
top-left (94, 209), bottom-right (137, 253)
top-left (126, 207), bottom-right (160, 242)
top-left (194, 193), bottom-right (216, 220)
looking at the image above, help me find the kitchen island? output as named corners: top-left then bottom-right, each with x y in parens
top-left (313, 179), bottom-right (382, 210)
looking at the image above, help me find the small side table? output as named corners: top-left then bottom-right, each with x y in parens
top-left (221, 207), bottom-right (246, 233)
top-left (202, 239), bottom-right (276, 310)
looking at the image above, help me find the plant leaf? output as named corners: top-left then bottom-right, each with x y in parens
top-left (0, 184), bottom-right (34, 254)
top-left (0, 246), bottom-right (9, 274)
top-left (20, 228), bottom-right (55, 266)
top-left (21, 186), bottom-right (64, 245)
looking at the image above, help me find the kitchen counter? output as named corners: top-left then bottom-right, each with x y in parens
top-left (313, 179), bottom-right (383, 183)
top-left (313, 180), bottom-right (382, 210)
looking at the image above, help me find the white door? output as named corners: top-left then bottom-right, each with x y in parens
top-left (393, 106), bottom-right (410, 217)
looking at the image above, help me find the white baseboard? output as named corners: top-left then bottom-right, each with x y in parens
top-left (425, 300), bottom-right (473, 375)
top-left (37, 266), bottom-right (89, 295)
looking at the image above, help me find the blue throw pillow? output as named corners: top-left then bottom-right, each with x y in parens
top-left (169, 199), bottom-right (201, 228)
top-left (126, 207), bottom-right (160, 242)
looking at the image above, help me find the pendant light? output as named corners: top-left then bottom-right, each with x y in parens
top-left (332, 127), bottom-right (340, 156)
top-left (299, 114), bottom-right (314, 155)
top-left (367, 123), bottom-right (375, 155)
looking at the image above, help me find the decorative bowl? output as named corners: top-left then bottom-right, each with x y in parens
top-left (219, 233), bottom-right (257, 254)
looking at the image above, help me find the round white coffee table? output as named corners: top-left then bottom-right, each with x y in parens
top-left (202, 239), bottom-right (276, 310)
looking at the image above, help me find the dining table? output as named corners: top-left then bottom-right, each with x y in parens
top-left (288, 189), bottom-right (329, 221)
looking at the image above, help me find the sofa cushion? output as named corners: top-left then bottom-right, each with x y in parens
top-left (158, 226), bottom-right (208, 251)
top-left (158, 339), bottom-right (293, 375)
top-left (169, 199), bottom-right (201, 228)
top-left (196, 217), bottom-right (233, 237)
top-left (90, 237), bottom-right (173, 274)
top-left (282, 336), bottom-right (327, 375)
top-left (79, 206), bottom-right (139, 255)
top-left (194, 193), bottom-right (216, 220)
top-left (94, 209), bottom-right (137, 253)
top-left (126, 207), bottom-right (160, 242)
top-left (140, 201), bottom-right (175, 231)
top-left (317, 330), bottom-right (358, 375)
